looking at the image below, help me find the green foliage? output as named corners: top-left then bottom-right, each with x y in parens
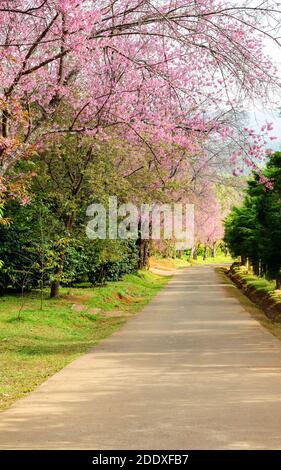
top-left (224, 152), bottom-right (281, 285)
top-left (0, 200), bottom-right (54, 292)
top-left (0, 136), bottom-right (141, 294)
top-left (0, 200), bottom-right (139, 292)
top-left (63, 239), bottom-right (139, 287)
top-left (0, 205), bottom-right (4, 270)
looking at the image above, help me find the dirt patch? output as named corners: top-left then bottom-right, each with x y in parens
top-left (88, 308), bottom-right (102, 315)
top-left (71, 304), bottom-right (129, 318)
top-left (149, 257), bottom-right (175, 269)
top-left (71, 304), bottom-right (88, 312)
top-left (71, 305), bottom-right (103, 315)
top-left (112, 292), bottom-right (133, 304)
top-left (149, 267), bottom-right (176, 276)
top-left (62, 294), bottom-right (92, 304)
top-left (102, 310), bottom-right (131, 318)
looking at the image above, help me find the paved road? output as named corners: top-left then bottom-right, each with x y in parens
top-left (1, 266), bottom-right (281, 449)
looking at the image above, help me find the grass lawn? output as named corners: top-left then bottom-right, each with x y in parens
top-left (149, 255), bottom-right (190, 270)
top-left (0, 271), bottom-right (169, 412)
top-left (238, 270), bottom-right (275, 293)
top-left (149, 253), bottom-right (234, 269)
top-left (231, 265), bottom-right (281, 301)
top-left (191, 254), bottom-right (234, 265)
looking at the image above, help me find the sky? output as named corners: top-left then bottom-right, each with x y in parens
top-left (248, 15), bottom-right (281, 151)
top-left (248, 110), bottom-right (281, 151)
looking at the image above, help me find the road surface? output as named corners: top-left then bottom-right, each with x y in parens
top-left (0, 266), bottom-right (281, 449)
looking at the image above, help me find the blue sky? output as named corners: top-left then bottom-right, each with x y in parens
top-left (248, 109), bottom-right (281, 151)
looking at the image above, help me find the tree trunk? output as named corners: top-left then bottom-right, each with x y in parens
top-left (50, 213), bottom-right (74, 298)
top-left (253, 260), bottom-right (260, 276)
top-left (50, 280), bottom-right (60, 299)
top-left (192, 246), bottom-right (198, 260)
top-left (260, 263), bottom-right (266, 276)
top-left (137, 239), bottom-right (150, 269)
top-left (203, 245), bottom-right (208, 260)
top-left (248, 258), bottom-right (254, 274)
top-left (276, 278), bottom-right (281, 290)
top-left (189, 246), bottom-right (195, 261)
top-left (50, 248), bottom-right (66, 298)
top-left (211, 242), bottom-right (216, 258)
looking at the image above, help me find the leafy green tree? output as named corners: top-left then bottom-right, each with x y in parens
top-left (0, 135), bottom-right (140, 295)
top-left (0, 200), bottom-right (56, 293)
top-left (224, 152), bottom-right (281, 287)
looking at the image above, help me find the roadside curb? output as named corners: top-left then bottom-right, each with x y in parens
top-left (226, 266), bottom-right (281, 323)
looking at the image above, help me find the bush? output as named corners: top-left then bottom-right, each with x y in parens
top-left (0, 202), bottom-right (139, 292)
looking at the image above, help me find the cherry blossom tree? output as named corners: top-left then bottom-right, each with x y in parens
top-left (0, 0), bottom-right (280, 200)
top-left (186, 177), bottom-right (224, 258)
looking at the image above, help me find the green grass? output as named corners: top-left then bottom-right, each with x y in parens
top-left (191, 254), bottom-right (234, 265)
top-left (169, 257), bottom-right (191, 269)
top-left (150, 255), bottom-right (190, 270)
top-left (240, 274), bottom-right (275, 293)
top-left (232, 266), bottom-right (279, 297)
top-left (0, 271), bottom-right (169, 412)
